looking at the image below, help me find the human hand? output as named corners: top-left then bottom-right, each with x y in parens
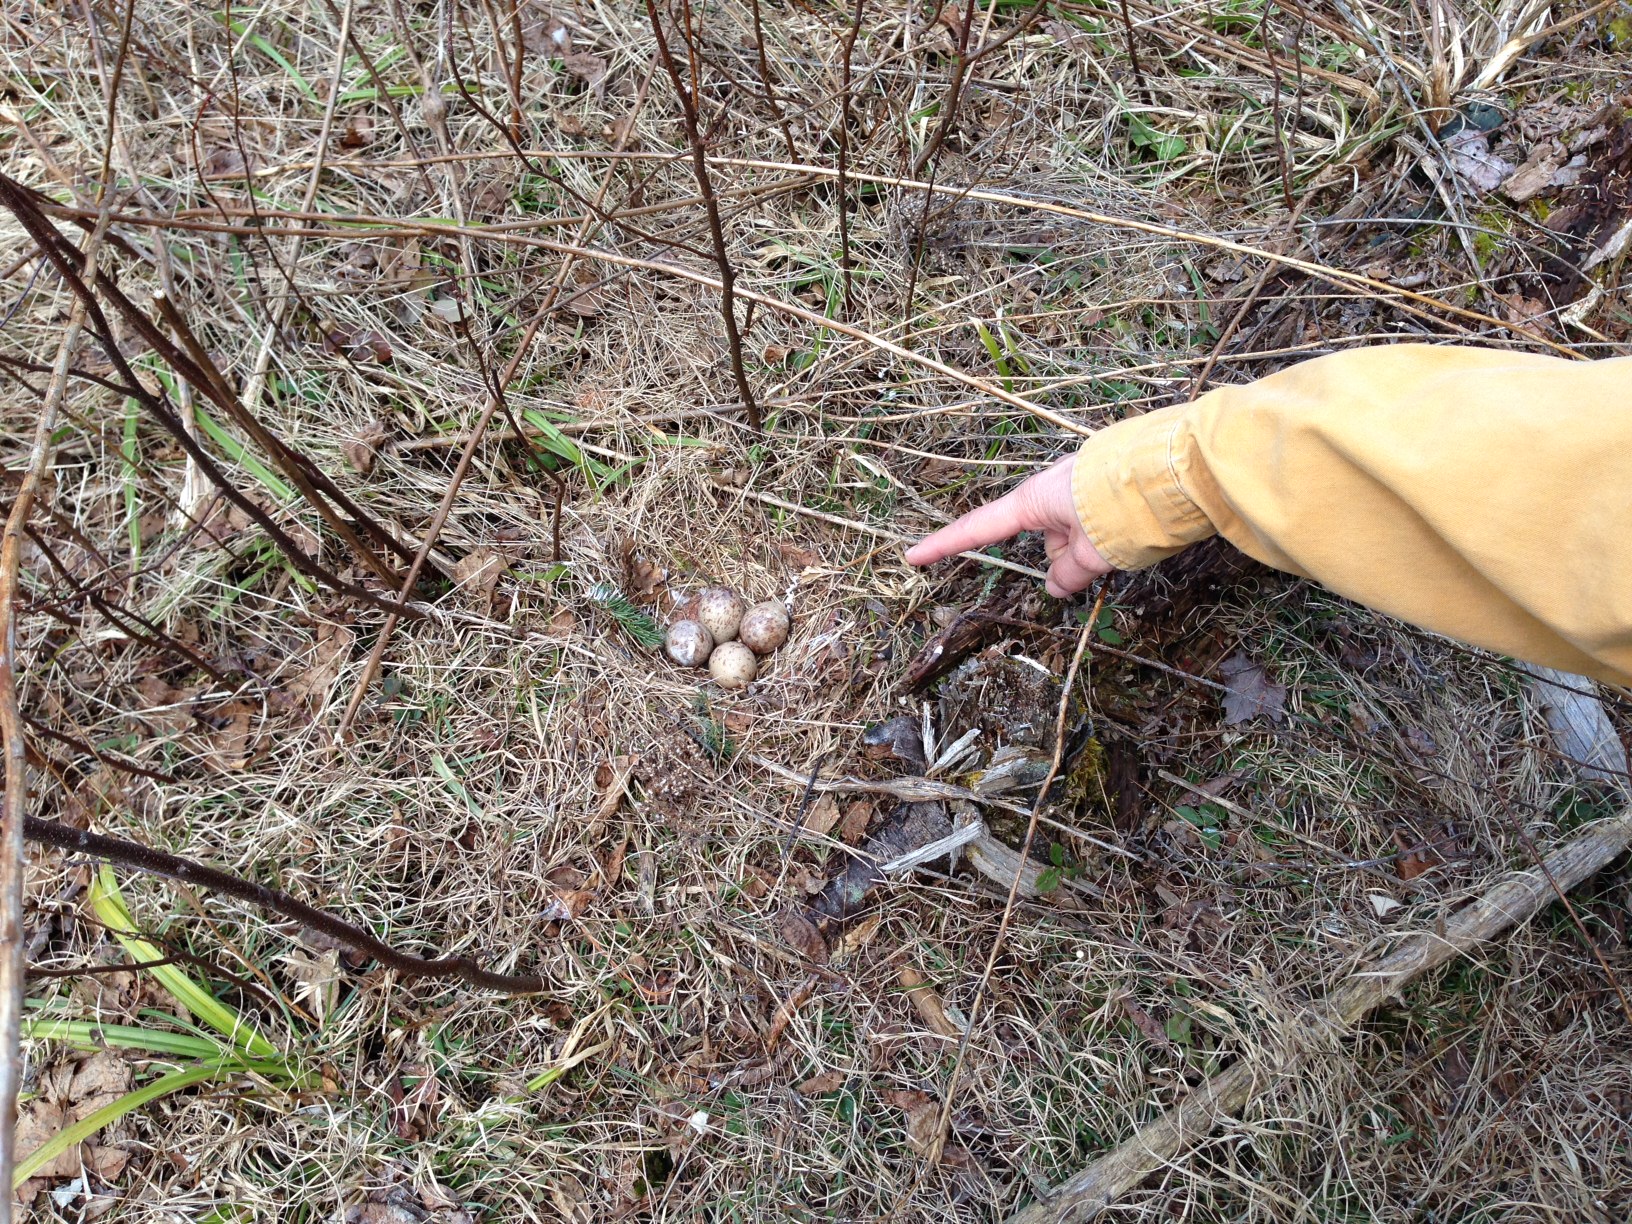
top-left (904, 454), bottom-right (1113, 598)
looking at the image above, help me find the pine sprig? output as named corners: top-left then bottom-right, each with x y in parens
top-left (587, 582), bottom-right (664, 648)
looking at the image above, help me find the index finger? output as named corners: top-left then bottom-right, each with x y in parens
top-left (904, 488), bottom-right (1032, 566)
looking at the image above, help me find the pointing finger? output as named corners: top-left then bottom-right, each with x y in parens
top-left (904, 484), bottom-right (1035, 566)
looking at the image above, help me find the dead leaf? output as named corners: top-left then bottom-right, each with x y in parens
top-left (780, 910), bottom-right (828, 962)
top-left (346, 1205), bottom-right (420, 1224)
top-left (283, 948), bottom-right (342, 1022)
top-left (1118, 993), bottom-right (1176, 1050)
top-left (429, 296), bottom-right (469, 325)
top-left (797, 1069), bottom-right (846, 1095)
top-left (620, 544), bottom-right (665, 605)
top-left (1503, 140), bottom-right (1568, 202)
top-left (288, 621), bottom-right (355, 706)
top-left (84, 1144), bottom-right (128, 1182)
top-left (762, 343), bottom-right (792, 364)
top-left (15, 1099), bottom-right (78, 1186)
top-left (379, 238), bottom-right (430, 291)
top-left (453, 547), bottom-right (506, 608)
top-left (802, 793), bottom-right (841, 838)
top-left (357, 331), bottom-right (392, 363)
top-left (547, 1176), bottom-right (592, 1224)
top-left (341, 423), bottom-right (388, 477)
top-left (604, 114), bottom-right (637, 148)
top-left (200, 701), bottom-right (256, 771)
top-left (1442, 129), bottom-right (1515, 193)
top-left (523, 7), bottom-right (572, 53)
top-left (898, 967), bottom-right (961, 1038)
top-left (592, 754), bottom-right (638, 828)
top-left (339, 115), bottom-right (374, 149)
top-left (1368, 893), bottom-right (1404, 917)
top-left (134, 675), bottom-right (194, 735)
top-left (834, 911), bottom-right (883, 959)
top-left (1394, 845), bottom-right (1442, 881)
top-left (540, 888), bottom-right (595, 922)
top-left (1219, 653), bottom-right (1287, 725)
top-left (558, 284), bottom-right (602, 317)
top-left (67, 1053), bottom-right (130, 1113)
top-left (1498, 291), bottom-right (1550, 329)
top-left (838, 800), bottom-right (873, 845)
top-left (776, 541), bottom-right (820, 569)
top-left (563, 51), bottom-right (607, 97)
top-left (555, 111), bottom-right (590, 138)
top-left (883, 1089), bottom-right (943, 1156)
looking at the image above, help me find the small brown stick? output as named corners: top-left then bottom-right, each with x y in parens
top-left (748, 0), bottom-right (798, 160)
top-left (910, 0), bottom-right (1048, 178)
top-left (25, 817), bottom-right (549, 995)
top-left (645, 0), bottom-right (762, 430)
top-left (1260, 3), bottom-right (1295, 212)
top-left (835, 0), bottom-right (864, 318)
top-left (919, 589), bottom-right (1103, 1175)
top-left (1116, 0), bottom-right (1151, 103)
top-left (1189, 191), bottom-right (1317, 400)
top-left (1008, 801), bottom-right (1632, 1222)
top-left (0, 213), bottom-right (108, 1213)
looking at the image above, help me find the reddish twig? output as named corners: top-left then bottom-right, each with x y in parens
top-left (836, 0), bottom-right (865, 317)
top-left (748, 0), bottom-right (798, 160)
top-left (1116, 0), bottom-right (1151, 102)
top-left (645, 0), bottom-right (763, 430)
top-left (25, 818), bottom-right (549, 995)
top-left (1261, 2), bottom-right (1295, 211)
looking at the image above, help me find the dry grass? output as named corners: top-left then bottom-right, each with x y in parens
top-left (4, 0), bottom-right (1631, 1221)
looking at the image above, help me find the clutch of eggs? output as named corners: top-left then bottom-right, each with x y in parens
top-left (664, 586), bottom-right (790, 689)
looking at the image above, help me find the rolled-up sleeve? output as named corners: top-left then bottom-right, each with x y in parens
top-left (1071, 345), bottom-right (1632, 685)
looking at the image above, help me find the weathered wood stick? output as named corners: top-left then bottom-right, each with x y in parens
top-left (1009, 803), bottom-right (1632, 1223)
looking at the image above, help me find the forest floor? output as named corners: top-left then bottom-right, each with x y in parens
top-left (3, 0), bottom-right (1631, 1220)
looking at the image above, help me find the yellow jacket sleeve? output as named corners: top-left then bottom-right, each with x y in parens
top-left (1071, 344), bottom-right (1632, 685)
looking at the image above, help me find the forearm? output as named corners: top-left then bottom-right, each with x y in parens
top-left (1072, 345), bottom-right (1632, 684)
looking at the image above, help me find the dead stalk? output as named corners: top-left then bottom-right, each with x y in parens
top-left (1009, 801), bottom-right (1632, 1222)
top-left (0, 212), bottom-right (108, 1221)
top-left (1116, 0), bottom-right (1151, 102)
top-left (1261, 3), bottom-right (1295, 212)
top-left (644, 0), bottom-right (763, 430)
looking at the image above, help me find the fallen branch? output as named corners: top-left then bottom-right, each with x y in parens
top-left (1008, 802), bottom-right (1632, 1223)
top-left (25, 817), bottom-right (548, 995)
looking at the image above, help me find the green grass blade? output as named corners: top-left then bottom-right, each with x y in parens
top-left (120, 397), bottom-right (142, 564)
top-left (13, 1062), bottom-right (227, 1187)
top-left (21, 1016), bottom-right (228, 1060)
top-left (192, 408), bottom-right (295, 502)
top-left (89, 866), bottom-right (279, 1060)
top-left (430, 753), bottom-right (485, 818)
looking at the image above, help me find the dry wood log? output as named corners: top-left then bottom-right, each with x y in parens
top-left (1009, 802), bottom-right (1632, 1223)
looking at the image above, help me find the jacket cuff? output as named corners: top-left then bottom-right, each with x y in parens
top-left (1070, 403), bottom-right (1216, 570)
